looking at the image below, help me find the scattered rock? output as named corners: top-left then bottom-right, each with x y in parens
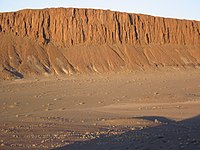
top-left (85, 132), bottom-right (90, 135)
top-left (152, 106), bottom-right (157, 109)
top-left (45, 108), bottom-right (50, 111)
top-left (47, 103), bottom-right (53, 106)
top-left (25, 114), bottom-right (30, 117)
top-left (154, 92), bottom-right (160, 95)
top-left (131, 127), bottom-right (136, 130)
top-left (41, 140), bottom-right (45, 144)
top-left (116, 99), bottom-right (121, 102)
top-left (14, 102), bottom-right (19, 105)
top-left (79, 102), bottom-right (85, 105)
top-left (154, 119), bottom-right (159, 123)
top-left (59, 108), bottom-right (65, 111)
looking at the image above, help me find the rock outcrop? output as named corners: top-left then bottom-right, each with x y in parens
top-left (0, 8), bottom-right (200, 79)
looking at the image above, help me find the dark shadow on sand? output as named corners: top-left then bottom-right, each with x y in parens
top-left (54, 115), bottom-right (200, 150)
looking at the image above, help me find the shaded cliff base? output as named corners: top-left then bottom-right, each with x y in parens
top-left (1, 32), bottom-right (200, 80)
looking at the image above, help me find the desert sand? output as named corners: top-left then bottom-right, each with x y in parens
top-left (1, 68), bottom-right (200, 149)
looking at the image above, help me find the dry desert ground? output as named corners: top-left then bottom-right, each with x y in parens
top-left (0, 68), bottom-right (200, 150)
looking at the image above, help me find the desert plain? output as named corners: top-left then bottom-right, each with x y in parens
top-left (1, 68), bottom-right (200, 150)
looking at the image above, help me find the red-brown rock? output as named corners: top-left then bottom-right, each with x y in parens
top-left (0, 8), bottom-right (200, 79)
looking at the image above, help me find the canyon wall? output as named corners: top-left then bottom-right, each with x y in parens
top-left (0, 8), bottom-right (200, 79)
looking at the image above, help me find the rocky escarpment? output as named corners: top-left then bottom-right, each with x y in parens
top-left (0, 8), bottom-right (200, 79)
top-left (1, 8), bottom-right (200, 46)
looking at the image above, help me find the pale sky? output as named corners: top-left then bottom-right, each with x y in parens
top-left (0, 0), bottom-right (199, 21)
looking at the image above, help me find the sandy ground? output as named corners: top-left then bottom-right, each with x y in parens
top-left (0, 68), bottom-right (200, 150)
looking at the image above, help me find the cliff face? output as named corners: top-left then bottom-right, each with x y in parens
top-left (0, 8), bottom-right (200, 79)
top-left (1, 8), bottom-right (200, 46)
